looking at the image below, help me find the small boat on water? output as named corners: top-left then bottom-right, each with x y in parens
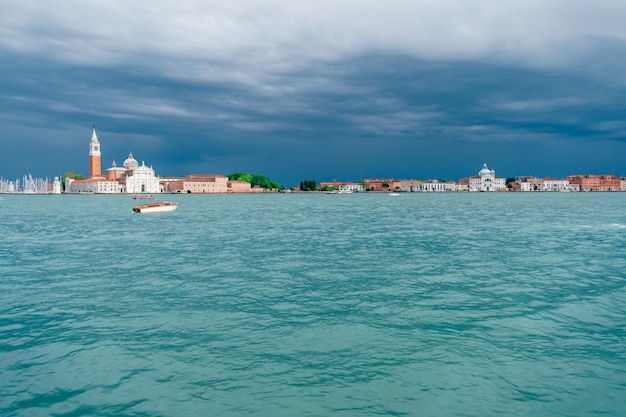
top-left (389, 192), bottom-right (400, 196)
top-left (133, 201), bottom-right (178, 213)
top-left (133, 195), bottom-right (155, 200)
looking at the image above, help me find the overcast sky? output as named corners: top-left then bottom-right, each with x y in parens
top-left (1, 0), bottom-right (625, 186)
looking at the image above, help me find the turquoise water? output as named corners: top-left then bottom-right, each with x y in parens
top-left (1, 192), bottom-right (625, 416)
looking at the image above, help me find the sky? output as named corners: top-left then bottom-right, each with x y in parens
top-left (1, 0), bottom-right (626, 186)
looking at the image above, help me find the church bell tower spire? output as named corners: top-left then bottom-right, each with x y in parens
top-left (89, 125), bottom-right (102, 178)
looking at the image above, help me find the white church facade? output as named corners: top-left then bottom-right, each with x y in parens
top-left (466, 163), bottom-right (506, 192)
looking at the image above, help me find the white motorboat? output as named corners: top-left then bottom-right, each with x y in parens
top-left (133, 201), bottom-right (178, 213)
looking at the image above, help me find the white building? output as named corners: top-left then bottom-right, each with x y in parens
top-left (52, 177), bottom-right (62, 194)
top-left (517, 176), bottom-right (542, 192)
top-left (468, 163), bottom-right (506, 192)
top-left (319, 181), bottom-right (366, 192)
top-left (339, 182), bottom-right (366, 193)
top-left (542, 177), bottom-right (570, 192)
top-left (119, 153), bottom-right (161, 194)
top-left (420, 180), bottom-right (456, 192)
top-left (66, 177), bottom-right (121, 193)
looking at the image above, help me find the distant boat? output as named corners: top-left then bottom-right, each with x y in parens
top-left (389, 192), bottom-right (400, 196)
top-left (133, 195), bottom-right (155, 200)
top-left (133, 201), bottom-right (178, 213)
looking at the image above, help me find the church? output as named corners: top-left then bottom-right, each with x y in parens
top-left (468, 163), bottom-right (506, 192)
top-left (65, 128), bottom-right (161, 194)
top-left (457, 163), bottom-right (506, 192)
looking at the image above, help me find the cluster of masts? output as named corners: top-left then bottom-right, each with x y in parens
top-left (0, 174), bottom-right (52, 193)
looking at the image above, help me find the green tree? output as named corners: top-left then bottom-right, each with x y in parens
top-left (505, 177), bottom-right (516, 188)
top-left (64, 171), bottom-right (84, 179)
top-left (228, 172), bottom-right (283, 190)
top-left (300, 179), bottom-right (316, 191)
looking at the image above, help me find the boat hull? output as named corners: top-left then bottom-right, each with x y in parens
top-left (133, 202), bottom-right (178, 213)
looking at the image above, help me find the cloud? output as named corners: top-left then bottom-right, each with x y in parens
top-left (1, 1), bottom-right (626, 184)
top-left (3, 1), bottom-right (626, 71)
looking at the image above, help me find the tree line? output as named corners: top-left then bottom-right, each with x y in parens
top-left (300, 179), bottom-right (317, 191)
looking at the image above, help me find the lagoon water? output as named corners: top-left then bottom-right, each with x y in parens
top-left (1, 192), bottom-right (625, 416)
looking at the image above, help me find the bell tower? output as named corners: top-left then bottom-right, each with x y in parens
top-left (89, 126), bottom-right (102, 178)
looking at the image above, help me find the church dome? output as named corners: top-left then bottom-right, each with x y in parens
top-left (123, 152), bottom-right (139, 168)
top-left (479, 163), bottom-right (492, 176)
top-left (106, 160), bottom-right (125, 171)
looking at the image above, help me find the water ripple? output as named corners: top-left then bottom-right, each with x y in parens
top-left (1, 193), bottom-right (626, 416)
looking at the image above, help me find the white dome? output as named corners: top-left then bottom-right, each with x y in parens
top-left (479, 163), bottom-right (492, 176)
top-left (123, 152), bottom-right (139, 168)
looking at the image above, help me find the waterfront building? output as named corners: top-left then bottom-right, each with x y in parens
top-left (364, 178), bottom-right (401, 192)
top-left (319, 181), bottom-right (366, 192)
top-left (157, 175), bottom-right (262, 194)
top-left (457, 177), bottom-right (469, 190)
top-left (517, 176), bottom-right (542, 192)
top-left (542, 177), bottom-right (570, 192)
top-left (65, 128), bottom-right (161, 194)
top-left (339, 182), bottom-right (366, 192)
top-left (507, 181), bottom-right (520, 191)
top-left (118, 153), bottom-right (161, 194)
top-left (398, 180), bottom-right (421, 192)
top-left (460, 163), bottom-right (506, 192)
top-left (65, 178), bottom-right (120, 193)
top-left (565, 174), bottom-right (624, 191)
top-left (166, 174), bottom-right (229, 193)
top-left (420, 179), bottom-right (455, 192)
top-left (228, 180), bottom-right (253, 193)
top-left (105, 160), bottom-right (126, 181)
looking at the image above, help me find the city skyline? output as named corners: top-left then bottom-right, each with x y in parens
top-left (0, 128), bottom-right (624, 189)
top-left (1, 1), bottom-right (626, 186)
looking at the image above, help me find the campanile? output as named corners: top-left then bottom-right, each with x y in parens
top-left (89, 126), bottom-right (102, 178)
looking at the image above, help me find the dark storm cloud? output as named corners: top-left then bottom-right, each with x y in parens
top-left (1, 1), bottom-right (626, 185)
